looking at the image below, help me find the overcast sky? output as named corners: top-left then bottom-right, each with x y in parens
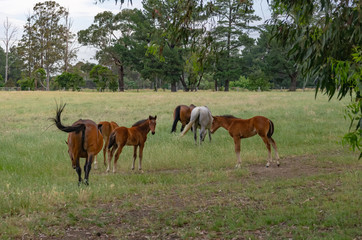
top-left (0, 0), bottom-right (271, 63)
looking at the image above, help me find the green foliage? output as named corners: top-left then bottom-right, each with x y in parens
top-left (54, 72), bottom-right (85, 91)
top-left (271, 0), bottom-right (361, 156)
top-left (17, 77), bottom-right (34, 90)
top-left (0, 74), bottom-right (3, 87)
top-left (89, 65), bottom-right (117, 91)
top-left (230, 76), bottom-right (250, 89)
top-left (17, 1), bottom-right (71, 90)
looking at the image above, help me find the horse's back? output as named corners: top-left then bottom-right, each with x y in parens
top-left (72, 119), bottom-right (103, 155)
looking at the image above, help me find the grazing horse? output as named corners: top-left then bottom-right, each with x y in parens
top-left (93, 121), bottom-right (119, 169)
top-left (180, 106), bottom-right (213, 144)
top-left (171, 104), bottom-right (196, 133)
top-left (51, 103), bottom-right (103, 185)
top-left (107, 116), bottom-right (157, 173)
top-left (210, 115), bottom-right (280, 168)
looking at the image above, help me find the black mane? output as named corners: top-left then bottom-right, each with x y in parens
top-left (220, 115), bottom-right (237, 119)
top-left (132, 119), bottom-right (147, 127)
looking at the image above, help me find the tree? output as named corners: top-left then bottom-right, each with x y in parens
top-left (89, 65), bottom-right (118, 91)
top-left (2, 17), bottom-right (18, 84)
top-left (243, 25), bottom-right (300, 90)
top-left (17, 1), bottom-right (72, 90)
top-left (270, 0), bottom-right (361, 156)
top-left (78, 10), bottom-right (148, 92)
top-left (210, 0), bottom-right (260, 91)
top-left (55, 72), bottom-right (85, 91)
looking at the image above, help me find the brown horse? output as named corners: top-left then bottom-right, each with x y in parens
top-left (51, 103), bottom-right (103, 185)
top-left (210, 115), bottom-right (280, 168)
top-left (171, 104), bottom-right (195, 133)
top-left (93, 121), bottom-right (119, 169)
top-left (107, 116), bottom-right (157, 173)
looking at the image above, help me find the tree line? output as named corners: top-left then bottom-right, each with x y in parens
top-left (0, 0), bottom-right (313, 92)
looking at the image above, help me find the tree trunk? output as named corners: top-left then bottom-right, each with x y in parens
top-left (214, 79), bottom-right (218, 91)
top-left (224, 79), bottom-right (230, 92)
top-left (46, 67), bottom-right (50, 91)
top-left (171, 82), bottom-right (177, 92)
top-left (289, 72), bottom-right (298, 91)
top-left (118, 65), bottom-right (124, 92)
top-left (179, 73), bottom-right (189, 92)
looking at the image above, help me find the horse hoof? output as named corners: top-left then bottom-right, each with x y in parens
top-left (277, 164), bottom-right (280, 167)
top-left (266, 165), bottom-right (269, 168)
top-left (84, 180), bottom-right (89, 186)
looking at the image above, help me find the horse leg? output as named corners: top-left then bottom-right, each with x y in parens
top-left (84, 155), bottom-right (93, 185)
top-left (200, 126), bottom-right (206, 143)
top-left (107, 145), bottom-right (117, 173)
top-left (180, 124), bottom-right (185, 132)
top-left (233, 137), bottom-right (242, 168)
top-left (93, 155), bottom-right (98, 170)
top-left (103, 138), bottom-right (109, 167)
top-left (75, 159), bottom-right (82, 186)
top-left (269, 137), bottom-right (280, 167)
top-left (138, 144), bottom-right (144, 171)
top-left (261, 136), bottom-right (272, 168)
top-left (193, 124), bottom-right (198, 145)
top-left (132, 145), bottom-right (138, 170)
top-left (113, 144), bottom-right (124, 173)
top-left (208, 129), bottom-right (212, 142)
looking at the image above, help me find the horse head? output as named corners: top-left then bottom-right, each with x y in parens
top-left (210, 116), bottom-right (221, 133)
top-left (148, 115), bottom-right (157, 135)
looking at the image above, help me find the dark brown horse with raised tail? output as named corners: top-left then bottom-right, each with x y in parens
top-left (171, 104), bottom-right (195, 133)
top-left (94, 121), bottom-right (119, 169)
top-left (51, 103), bottom-right (103, 185)
top-left (107, 116), bottom-right (157, 173)
top-left (211, 115), bottom-right (280, 168)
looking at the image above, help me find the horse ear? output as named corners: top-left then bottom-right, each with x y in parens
top-left (154, 115), bottom-right (157, 120)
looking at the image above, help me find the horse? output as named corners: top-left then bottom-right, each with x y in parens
top-left (51, 103), bottom-right (103, 185)
top-left (171, 104), bottom-right (196, 133)
top-left (210, 115), bottom-right (280, 168)
top-left (180, 106), bottom-right (213, 144)
top-left (93, 121), bottom-right (119, 169)
top-left (107, 115), bottom-right (157, 173)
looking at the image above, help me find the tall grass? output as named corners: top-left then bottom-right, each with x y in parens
top-left (0, 90), bottom-right (360, 239)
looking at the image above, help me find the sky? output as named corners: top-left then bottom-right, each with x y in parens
top-left (0, 0), bottom-right (271, 63)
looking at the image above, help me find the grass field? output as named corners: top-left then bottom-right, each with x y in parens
top-left (0, 90), bottom-right (361, 239)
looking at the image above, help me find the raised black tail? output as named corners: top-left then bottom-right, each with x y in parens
top-left (51, 103), bottom-right (85, 134)
top-left (267, 120), bottom-right (274, 138)
top-left (108, 132), bottom-right (117, 149)
top-left (171, 105), bottom-right (181, 133)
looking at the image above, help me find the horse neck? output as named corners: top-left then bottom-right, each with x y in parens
top-left (135, 120), bottom-right (150, 134)
top-left (219, 117), bottom-right (233, 129)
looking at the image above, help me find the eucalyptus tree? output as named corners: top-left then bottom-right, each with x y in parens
top-left (78, 9), bottom-right (148, 91)
top-left (210, 0), bottom-right (260, 91)
top-left (2, 17), bottom-right (18, 83)
top-left (270, 0), bottom-right (361, 156)
top-left (142, 0), bottom-right (213, 91)
top-left (17, 1), bottom-right (73, 90)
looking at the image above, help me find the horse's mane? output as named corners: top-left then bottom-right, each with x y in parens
top-left (132, 119), bottom-right (147, 127)
top-left (220, 115), bottom-right (237, 119)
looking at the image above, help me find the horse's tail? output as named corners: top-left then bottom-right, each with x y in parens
top-left (51, 103), bottom-right (86, 134)
top-left (180, 108), bottom-right (199, 137)
top-left (267, 120), bottom-right (274, 138)
top-left (171, 105), bottom-right (181, 133)
top-left (98, 124), bottom-right (103, 134)
top-left (108, 131), bottom-right (116, 150)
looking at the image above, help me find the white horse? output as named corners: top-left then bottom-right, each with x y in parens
top-left (180, 106), bottom-right (213, 144)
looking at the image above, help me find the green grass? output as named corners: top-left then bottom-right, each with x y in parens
top-left (0, 90), bottom-right (361, 239)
